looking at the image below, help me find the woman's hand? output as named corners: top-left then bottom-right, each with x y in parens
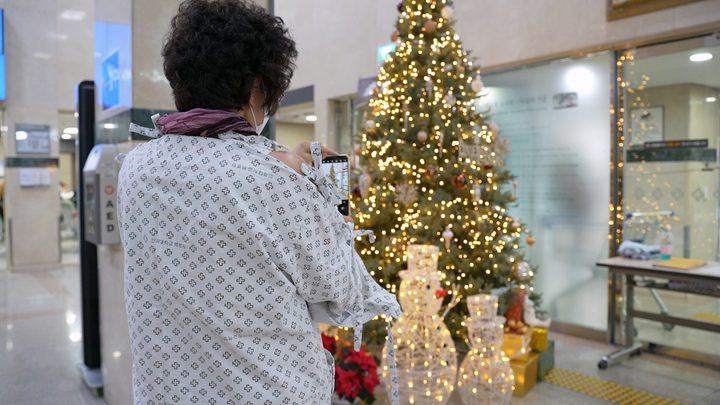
top-left (292, 140), bottom-right (338, 166)
top-left (269, 150), bottom-right (306, 173)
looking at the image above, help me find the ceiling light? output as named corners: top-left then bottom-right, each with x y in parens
top-left (64, 127), bottom-right (78, 134)
top-left (690, 53), bottom-right (712, 62)
top-left (15, 131), bottom-right (27, 140)
top-left (706, 97), bottom-right (717, 103)
top-left (104, 123), bottom-right (118, 129)
top-left (305, 115), bottom-right (318, 122)
top-left (62, 133), bottom-right (72, 140)
top-left (59, 10), bottom-right (86, 21)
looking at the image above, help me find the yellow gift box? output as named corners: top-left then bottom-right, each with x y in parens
top-left (511, 352), bottom-right (539, 397)
top-left (530, 327), bottom-right (548, 352)
top-left (501, 328), bottom-right (533, 362)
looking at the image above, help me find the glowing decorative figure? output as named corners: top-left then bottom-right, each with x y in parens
top-left (382, 245), bottom-right (457, 404)
top-left (457, 294), bottom-right (514, 405)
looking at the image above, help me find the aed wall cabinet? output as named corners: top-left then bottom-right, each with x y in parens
top-left (82, 144), bottom-right (131, 245)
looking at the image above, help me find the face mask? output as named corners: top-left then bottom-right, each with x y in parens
top-left (249, 104), bottom-right (270, 135)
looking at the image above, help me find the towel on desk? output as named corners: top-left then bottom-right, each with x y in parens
top-left (618, 240), bottom-right (660, 260)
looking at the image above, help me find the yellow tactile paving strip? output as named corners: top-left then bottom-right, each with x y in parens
top-left (543, 368), bottom-right (688, 405)
top-left (690, 312), bottom-right (720, 323)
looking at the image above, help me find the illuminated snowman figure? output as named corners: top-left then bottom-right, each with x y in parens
top-left (381, 245), bottom-right (457, 405)
top-left (457, 294), bottom-right (514, 405)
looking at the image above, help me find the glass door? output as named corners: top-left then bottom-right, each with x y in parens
top-left (620, 35), bottom-right (720, 356)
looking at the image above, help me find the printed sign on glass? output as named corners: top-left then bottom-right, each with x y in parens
top-left (102, 49), bottom-right (120, 110)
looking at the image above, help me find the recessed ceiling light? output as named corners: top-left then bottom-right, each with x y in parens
top-left (15, 131), bottom-right (27, 140)
top-left (59, 10), bottom-right (86, 21)
top-left (64, 127), bottom-right (78, 134)
top-left (104, 123), bottom-right (118, 129)
top-left (62, 133), bottom-right (72, 140)
top-left (706, 97), bottom-right (717, 103)
top-left (305, 115), bottom-right (317, 122)
top-left (690, 53), bottom-right (712, 62)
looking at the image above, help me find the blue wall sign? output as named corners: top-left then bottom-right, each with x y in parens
top-left (101, 50), bottom-right (120, 110)
top-left (0, 9), bottom-right (6, 101)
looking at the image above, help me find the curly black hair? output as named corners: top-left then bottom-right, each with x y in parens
top-left (163, 0), bottom-right (297, 114)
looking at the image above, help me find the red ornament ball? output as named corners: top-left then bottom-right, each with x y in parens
top-left (351, 184), bottom-right (361, 199)
top-left (391, 31), bottom-right (399, 42)
top-left (425, 166), bottom-right (437, 178)
top-left (452, 173), bottom-right (467, 189)
top-left (424, 19), bottom-right (437, 33)
top-left (354, 147), bottom-right (363, 157)
top-left (397, 2), bottom-right (403, 12)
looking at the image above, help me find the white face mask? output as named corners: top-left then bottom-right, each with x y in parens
top-left (249, 104), bottom-right (270, 135)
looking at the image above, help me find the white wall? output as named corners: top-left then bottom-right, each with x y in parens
top-left (275, 0), bottom-right (720, 145)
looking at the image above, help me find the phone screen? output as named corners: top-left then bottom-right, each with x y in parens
top-left (322, 156), bottom-right (349, 215)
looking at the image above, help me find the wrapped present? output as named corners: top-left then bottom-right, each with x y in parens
top-left (538, 339), bottom-right (555, 381)
top-left (505, 287), bottom-right (526, 322)
top-left (510, 352), bottom-right (539, 397)
top-left (530, 327), bottom-right (548, 352)
top-left (502, 327), bottom-right (533, 362)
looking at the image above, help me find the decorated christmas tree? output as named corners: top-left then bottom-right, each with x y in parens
top-left (352, 0), bottom-right (541, 345)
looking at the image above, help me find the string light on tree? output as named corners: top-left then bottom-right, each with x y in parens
top-left (352, 0), bottom-right (540, 343)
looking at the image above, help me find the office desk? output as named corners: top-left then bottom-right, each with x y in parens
top-left (596, 257), bottom-right (720, 369)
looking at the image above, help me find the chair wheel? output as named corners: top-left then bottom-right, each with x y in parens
top-left (598, 360), bottom-right (608, 369)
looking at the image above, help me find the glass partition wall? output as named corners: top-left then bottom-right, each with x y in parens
top-left (619, 36), bottom-right (720, 358)
top-left (481, 53), bottom-right (613, 332)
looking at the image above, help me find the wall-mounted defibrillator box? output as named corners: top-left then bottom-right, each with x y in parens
top-left (82, 143), bottom-right (132, 245)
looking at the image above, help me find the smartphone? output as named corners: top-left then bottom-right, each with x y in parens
top-left (322, 155), bottom-right (349, 216)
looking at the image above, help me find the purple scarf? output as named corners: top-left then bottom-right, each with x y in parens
top-left (156, 108), bottom-right (257, 137)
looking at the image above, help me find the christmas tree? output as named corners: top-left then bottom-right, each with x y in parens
top-left (352, 0), bottom-right (540, 345)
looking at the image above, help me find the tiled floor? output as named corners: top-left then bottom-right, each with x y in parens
top-left (1, 253), bottom-right (720, 405)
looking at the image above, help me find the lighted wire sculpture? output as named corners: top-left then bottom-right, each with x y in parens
top-left (457, 294), bottom-right (514, 405)
top-left (381, 245), bottom-right (458, 404)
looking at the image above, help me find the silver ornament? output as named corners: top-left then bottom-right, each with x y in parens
top-left (365, 119), bottom-right (377, 132)
top-left (441, 6), bottom-right (455, 19)
top-left (514, 261), bottom-right (531, 283)
top-left (471, 77), bottom-right (484, 93)
top-left (417, 130), bottom-right (428, 142)
top-left (444, 93), bottom-right (456, 107)
top-left (442, 226), bottom-right (454, 250)
top-left (359, 173), bottom-right (372, 199)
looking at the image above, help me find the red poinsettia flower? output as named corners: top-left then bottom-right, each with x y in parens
top-left (321, 333), bottom-right (336, 354)
top-left (335, 366), bottom-right (362, 399)
top-left (346, 348), bottom-right (378, 372)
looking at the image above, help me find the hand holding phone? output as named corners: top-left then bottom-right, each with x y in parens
top-left (322, 155), bottom-right (349, 216)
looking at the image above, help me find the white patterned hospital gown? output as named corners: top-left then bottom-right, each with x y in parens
top-left (117, 132), bottom-right (402, 405)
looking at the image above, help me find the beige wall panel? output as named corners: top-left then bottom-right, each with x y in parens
top-left (276, 122), bottom-right (315, 148)
top-left (275, 0), bottom-right (720, 143)
top-left (131, 0), bottom-right (183, 110)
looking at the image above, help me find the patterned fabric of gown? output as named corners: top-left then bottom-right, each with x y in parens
top-left (117, 131), bottom-right (402, 405)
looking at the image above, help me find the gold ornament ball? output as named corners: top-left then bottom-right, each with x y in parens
top-left (417, 130), bottom-right (428, 142)
top-left (391, 30), bottom-right (399, 42)
top-left (526, 235), bottom-right (536, 246)
top-left (424, 19), bottom-right (437, 33)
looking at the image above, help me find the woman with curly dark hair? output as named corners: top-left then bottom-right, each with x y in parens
top-left (116, 1), bottom-right (402, 404)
